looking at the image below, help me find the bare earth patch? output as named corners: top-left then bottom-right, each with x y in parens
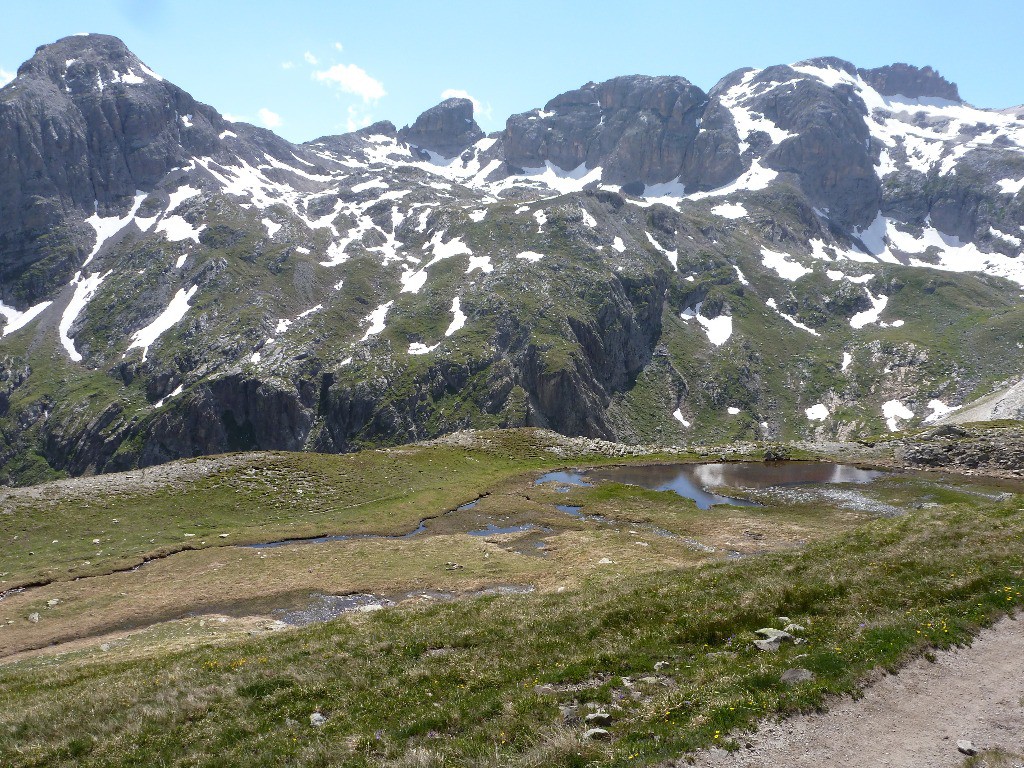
top-left (685, 616), bottom-right (1024, 767)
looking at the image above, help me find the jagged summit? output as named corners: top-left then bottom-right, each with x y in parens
top-left (398, 97), bottom-right (483, 158)
top-left (857, 63), bottom-right (960, 102)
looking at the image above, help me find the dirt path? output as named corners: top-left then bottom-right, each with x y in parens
top-left (684, 616), bottom-right (1024, 767)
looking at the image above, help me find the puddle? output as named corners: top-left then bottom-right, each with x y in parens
top-left (467, 523), bottom-right (539, 536)
top-left (535, 471), bottom-right (593, 488)
top-left (457, 501), bottom-right (479, 511)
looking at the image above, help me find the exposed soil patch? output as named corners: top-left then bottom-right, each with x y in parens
top-left (682, 616), bottom-right (1024, 767)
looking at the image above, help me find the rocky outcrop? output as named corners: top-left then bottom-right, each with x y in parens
top-left (503, 76), bottom-right (707, 186)
top-left (757, 64), bottom-right (882, 228)
top-left (896, 425), bottom-right (1024, 475)
top-left (857, 63), bottom-right (961, 101)
top-left (398, 98), bottom-right (483, 158)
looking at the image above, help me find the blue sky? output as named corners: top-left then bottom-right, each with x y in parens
top-left (2, 0), bottom-right (1021, 144)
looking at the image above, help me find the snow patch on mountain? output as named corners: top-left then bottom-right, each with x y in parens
top-left (408, 342), bottom-right (439, 355)
top-left (0, 299), bottom-right (52, 337)
top-left (60, 271), bottom-right (110, 361)
top-left (805, 403), bottom-right (829, 421)
top-left (445, 297), bottom-right (466, 337)
top-left (166, 186), bottom-right (200, 213)
top-left (990, 227), bottom-right (1022, 247)
top-left (493, 162), bottom-right (603, 196)
top-left (997, 177), bottom-right (1024, 195)
top-left (645, 232), bottom-right (678, 270)
top-left (401, 231), bottom-right (472, 292)
top-left (360, 301), bottom-right (393, 340)
top-left (850, 292), bottom-right (888, 329)
top-left (126, 285), bottom-right (198, 361)
top-left (516, 251), bottom-right (544, 262)
top-left (765, 298), bottom-right (820, 335)
top-left (681, 302), bottom-right (733, 346)
top-left (719, 70), bottom-right (795, 154)
top-left (882, 399), bottom-right (914, 431)
top-left (710, 202), bottom-right (747, 219)
top-left (153, 384), bottom-right (183, 408)
top-left (924, 399), bottom-right (960, 423)
top-left (466, 254), bottom-right (493, 273)
top-left (761, 248), bottom-right (811, 280)
top-left (826, 269), bottom-right (874, 284)
top-left (156, 215), bottom-right (204, 243)
top-left (263, 218), bottom-right (282, 238)
top-left (689, 161), bottom-right (777, 200)
top-left (83, 191), bottom-right (147, 267)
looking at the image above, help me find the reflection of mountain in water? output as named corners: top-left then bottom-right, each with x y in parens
top-left (588, 462), bottom-right (884, 509)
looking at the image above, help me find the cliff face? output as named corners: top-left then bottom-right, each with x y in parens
top-left (0, 35), bottom-right (1022, 485)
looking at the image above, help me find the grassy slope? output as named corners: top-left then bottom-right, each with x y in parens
top-left (0, 430), bottom-right (656, 590)
top-left (0, 433), bottom-right (1021, 766)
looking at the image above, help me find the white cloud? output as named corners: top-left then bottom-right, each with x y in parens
top-left (313, 63), bottom-right (386, 102)
top-left (0, 68), bottom-right (14, 87)
top-left (257, 108), bottom-right (282, 128)
top-left (222, 112), bottom-right (246, 123)
top-left (440, 88), bottom-right (491, 120)
top-left (346, 105), bottom-right (373, 133)
top-left (304, 51), bottom-right (318, 66)
top-left (281, 61), bottom-right (295, 70)
top-left (334, 42), bottom-right (344, 52)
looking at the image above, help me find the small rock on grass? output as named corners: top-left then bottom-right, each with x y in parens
top-left (584, 727), bottom-right (610, 741)
top-left (584, 711), bottom-right (612, 726)
top-left (754, 627), bottom-right (796, 652)
top-left (780, 668), bottom-right (815, 684)
top-left (27, 612), bottom-right (39, 623)
top-left (956, 740), bottom-right (977, 756)
top-left (756, 628), bottom-right (793, 640)
top-left (310, 712), bottom-right (327, 727)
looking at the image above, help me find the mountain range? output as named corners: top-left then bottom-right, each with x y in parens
top-left (0, 33), bottom-right (1022, 484)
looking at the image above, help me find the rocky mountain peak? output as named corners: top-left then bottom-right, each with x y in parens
top-left (13, 33), bottom-right (162, 96)
top-left (793, 56), bottom-right (859, 78)
top-left (397, 97), bottom-right (484, 158)
top-left (503, 74), bottom-right (707, 186)
top-left (857, 63), bottom-right (961, 102)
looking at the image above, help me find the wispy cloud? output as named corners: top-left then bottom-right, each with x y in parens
top-left (314, 63), bottom-right (386, 102)
top-left (281, 61), bottom-right (295, 70)
top-left (0, 68), bottom-right (14, 87)
top-left (303, 51), bottom-right (318, 66)
top-left (334, 42), bottom-right (344, 52)
top-left (257, 108), bottom-right (282, 129)
top-left (346, 105), bottom-right (373, 133)
top-left (440, 88), bottom-right (491, 120)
